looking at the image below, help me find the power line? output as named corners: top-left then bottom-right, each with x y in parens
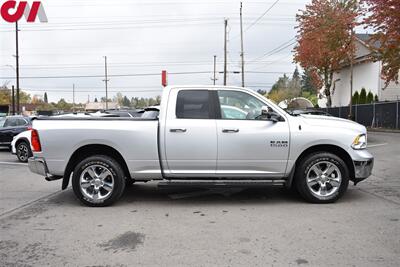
top-left (0, 60), bottom-right (287, 68)
top-left (247, 37), bottom-right (296, 63)
top-left (0, 70), bottom-right (288, 80)
top-left (0, 21), bottom-right (221, 32)
top-left (21, 89), bottom-right (163, 93)
top-left (0, 71), bottom-right (213, 80)
top-left (244, 0), bottom-right (280, 33)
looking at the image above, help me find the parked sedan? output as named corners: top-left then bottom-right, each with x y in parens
top-left (11, 130), bottom-right (32, 162)
top-left (0, 116), bottom-right (32, 148)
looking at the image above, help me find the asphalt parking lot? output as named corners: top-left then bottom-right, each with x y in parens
top-left (0, 131), bottom-right (399, 266)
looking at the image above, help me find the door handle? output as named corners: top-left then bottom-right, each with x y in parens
top-left (222, 128), bottom-right (239, 133)
top-left (170, 128), bottom-right (187, 133)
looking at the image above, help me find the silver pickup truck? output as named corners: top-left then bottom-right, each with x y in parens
top-left (28, 86), bottom-right (373, 206)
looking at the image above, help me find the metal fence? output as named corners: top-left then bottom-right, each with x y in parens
top-left (318, 101), bottom-right (400, 129)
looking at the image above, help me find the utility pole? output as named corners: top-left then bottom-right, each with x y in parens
top-left (240, 2), bottom-right (245, 87)
top-left (11, 85), bottom-right (15, 115)
top-left (103, 56), bottom-right (109, 110)
top-left (15, 22), bottom-right (20, 115)
top-left (212, 55), bottom-right (218, 85)
top-left (72, 84), bottom-right (75, 112)
top-left (223, 19), bottom-right (228, 86)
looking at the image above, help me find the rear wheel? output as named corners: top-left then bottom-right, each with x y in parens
top-left (16, 141), bottom-right (31, 163)
top-left (295, 152), bottom-right (349, 203)
top-left (72, 155), bottom-right (126, 207)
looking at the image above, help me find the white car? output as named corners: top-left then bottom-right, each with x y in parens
top-left (11, 130), bottom-right (32, 162)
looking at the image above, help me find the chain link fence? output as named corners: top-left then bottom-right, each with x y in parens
top-left (318, 101), bottom-right (400, 129)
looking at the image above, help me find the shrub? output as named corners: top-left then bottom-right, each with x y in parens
top-left (367, 91), bottom-right (374, 103)
top-left (353, 91), bottom-right (359, 104)
top-left (359, 88), bottom-right (367, 104)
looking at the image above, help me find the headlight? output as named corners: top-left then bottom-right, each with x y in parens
top-left (352, 134), bottom-right (367, 150)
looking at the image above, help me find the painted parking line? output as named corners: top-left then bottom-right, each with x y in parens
top-left (0, 161), bottom-right (27, 166)
top-left (367, 143), bottom-right (388, 148)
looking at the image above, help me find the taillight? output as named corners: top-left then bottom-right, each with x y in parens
top-left (31, 129), bottom-right (42, 152)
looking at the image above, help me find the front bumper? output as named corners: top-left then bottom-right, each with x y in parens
top-left (352, 158), bottom-right (374, 185)
top-left (28, 157), bottom-right (62, 181)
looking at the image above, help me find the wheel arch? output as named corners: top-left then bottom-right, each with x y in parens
top-left (62, 144), bottom-right (131, 190)
top-left (15, 137), bottom-right (30, 147)
top-left (286, 144), bottom-right (355, 188)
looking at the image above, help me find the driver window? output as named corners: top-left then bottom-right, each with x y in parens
top-left (218, 90), bottom-right (266, 120)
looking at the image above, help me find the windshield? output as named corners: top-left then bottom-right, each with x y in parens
top-left (0, 117), bottom-right (5, 127)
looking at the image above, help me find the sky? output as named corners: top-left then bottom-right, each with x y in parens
top-left (0, 0), bottom-right (312, 103)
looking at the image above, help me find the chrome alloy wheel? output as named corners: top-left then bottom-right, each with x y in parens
top-left (17, 143), bottom-right (29, 162)
top-left (306, 161), bottom-right (342, 198)
top-left (79, 165), bottom-right (114, 202)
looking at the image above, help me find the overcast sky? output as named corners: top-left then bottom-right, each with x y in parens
top-left (0, 0), bottom-right (312, 103)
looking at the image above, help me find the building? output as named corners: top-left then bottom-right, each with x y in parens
top-left (318, 33), bottom-right (400, 108)
top-left (85, 102), bottom-right (120, 112)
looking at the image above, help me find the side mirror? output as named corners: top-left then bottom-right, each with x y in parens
top-left (261, 106), bottom-right (280, 123)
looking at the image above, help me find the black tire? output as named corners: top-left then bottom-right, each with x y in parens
top-left (294, 152), bottom-right (349, 203)
top-left (72, 155), bottom-right (126, 207)
top-left (16, 141), bottom-right (32, 163)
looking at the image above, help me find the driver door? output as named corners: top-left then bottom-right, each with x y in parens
top-left (215, 89), bottom-right (290, 178)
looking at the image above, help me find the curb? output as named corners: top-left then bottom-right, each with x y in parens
top-left (367, 128), bottom-right (400, 133)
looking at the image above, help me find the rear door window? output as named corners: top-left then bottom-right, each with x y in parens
top-left (176, 90), bottom-right (211, 119)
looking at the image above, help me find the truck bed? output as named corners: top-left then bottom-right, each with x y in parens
top-left (32, 118), bottom-right (161, 179)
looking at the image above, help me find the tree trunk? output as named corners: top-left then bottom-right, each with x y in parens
top-left (323, 70), bottom-right (333, 107)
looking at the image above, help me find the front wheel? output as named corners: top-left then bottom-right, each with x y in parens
top-left (72, 155), bottom-right (126, 207)
top-left (294, 152), bottom-right (349, 203)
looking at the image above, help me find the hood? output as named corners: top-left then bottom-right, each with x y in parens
top-left (298, 114), bottom-right (366, 133)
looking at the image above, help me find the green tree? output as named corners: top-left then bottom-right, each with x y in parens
top-left (0, 86), bottom-right (31, 105)
top-left (367, 91), bottom-right (374, 104)
top-left (131, 97), bottom-right (139, 108)
top-left (301, 68), bottom-right (319, 93)
top-left (292, 66), bottom-right (300, 81)
top-left (359, 88), bottom-right (367, 104)
top-left (352, 91), bottom-right (359, 104)
top-left (55, 98), bottom-right (72, 111)
top-left (270, 74), bottom-right (290, 94)
top-left (122, 96), bottom-right (131, 107)
top-left (374, 94), bottom-right (379, 102)
top-left (44, 92), bottom-right (48, 103)
top-left (94, 98), bottom-right (98, 103)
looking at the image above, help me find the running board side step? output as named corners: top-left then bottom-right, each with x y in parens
top-left (158, 179), bottom-right (286, 189)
